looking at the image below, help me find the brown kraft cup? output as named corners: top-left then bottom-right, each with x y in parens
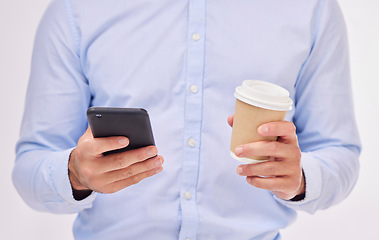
top-left (230, 80), bottom-right (293, 164)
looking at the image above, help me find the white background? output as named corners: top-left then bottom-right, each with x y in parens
top-left (1, 1), bottom-right (378, 239)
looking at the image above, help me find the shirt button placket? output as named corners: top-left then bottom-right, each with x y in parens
top-left (179, 0), bottom-right (206, 239)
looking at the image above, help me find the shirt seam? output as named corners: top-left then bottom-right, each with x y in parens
top-left (64, 0), bottom-right (81, 56)
top-left (294, 0), bottom-right (326, 89)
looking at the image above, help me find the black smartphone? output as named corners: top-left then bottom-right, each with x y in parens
top-left (87, 107), bottom-right (155, 155)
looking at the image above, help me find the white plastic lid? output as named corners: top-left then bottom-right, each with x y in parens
top-left (234, 80), bottom-right (293, 111)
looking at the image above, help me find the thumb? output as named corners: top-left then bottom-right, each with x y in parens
top-left (227, 114), bottom-right (234, 127)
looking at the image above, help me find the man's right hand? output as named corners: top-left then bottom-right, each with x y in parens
top-left (68, 127), bottom-right (164, 194)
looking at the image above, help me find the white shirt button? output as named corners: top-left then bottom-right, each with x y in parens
top-left (192, 33), bottom-right (200, 41)
top-left (190, 84), bottom-right (199, 93)
top-left (185, 238), bottom-right (191, 240)
top-left (187, 138), bottom-right (196, 147)
top-left (184, 191), bottom-right (192, 200)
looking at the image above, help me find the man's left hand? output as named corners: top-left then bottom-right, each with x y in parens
top-left (228, 115), bottom-right (305, 200)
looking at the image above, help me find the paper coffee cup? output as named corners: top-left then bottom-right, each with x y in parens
top-left (230, 80), bottom-right (293, 164)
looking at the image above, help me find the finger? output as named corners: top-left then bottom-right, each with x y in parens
top-left (80, 127), bottom-right (130, 155)
top-left (101, 145), bottom-right (158, 172)
top-left (227, 114), bottom-right (234, 127)
top-left (257, 121), bottom-right (297, 143)
top-left (83, 136), bottom-right (130, 156)
top-left (103, 155), bottom-right (164, 184)
top-left (246, 176), bottom-right (291, 192)
top-left (237, 161), bottom-right (292, 177)
top-left (103, 166), bottom-right (163, 194)
top-left (235, 141), bottom-right (299, 159)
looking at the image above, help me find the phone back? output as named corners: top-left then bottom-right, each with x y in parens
top-left (87, 107), bottom-right (155, 155)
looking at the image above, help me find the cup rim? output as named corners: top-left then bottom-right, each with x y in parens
top-left (234, 80), bottom-right (293, 111)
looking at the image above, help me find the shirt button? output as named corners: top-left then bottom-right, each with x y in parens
top-left (185, 239), bottom-right (191, 240)
top-left (184, 191), bottom-right (192, 200)
top-left (192, 33), bottom-right (200, 41)
top-left (187, 138), bottom-right (196, 147)
top-left (190, 84), bottom-right (199, 93)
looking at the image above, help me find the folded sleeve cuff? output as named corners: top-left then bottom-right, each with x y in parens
top-left (273, 152), bottom-right (322, 212)
top-left (49, 148), bottom-right (97, 207)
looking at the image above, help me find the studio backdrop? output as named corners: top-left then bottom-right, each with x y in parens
top-left (0, 1), bottom-right (378, 239)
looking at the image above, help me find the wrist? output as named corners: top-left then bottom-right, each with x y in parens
top-left (68, 149), bottom-right (93, 200)
top-left (297, 169), bottom-right (306, 195)
top-left (68, 149), bottom-right (90, 191)
top-left (290, 169), bottom-right (306, 201)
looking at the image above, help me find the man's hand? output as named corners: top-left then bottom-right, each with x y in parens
top-left (228, 115), bottom-right (305, 200)
top-left (68, 127), bottom-right (164, 194)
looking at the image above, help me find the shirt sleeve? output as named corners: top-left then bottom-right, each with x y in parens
top-left (274, 0), bottom-right (361, 213)
top-left (12, 0), bottom-right (97, 214)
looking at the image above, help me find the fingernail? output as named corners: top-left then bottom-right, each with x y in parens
top-left (155, 167), bottom-right (163, 174)
top-left (258, 126), bottom-right (268, 134)
top-left (235, 146), bottom-right (243, 156)
top-left (119, 138), bottom-right (128, 145)
top-left (237, 166), bottom-right (243, 175)
top-left (147, 147), bottom-right (157, 157)
top-left (155, 158), bottom-right (162, 167)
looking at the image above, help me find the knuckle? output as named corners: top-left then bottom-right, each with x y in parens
top-left (113, 154), bottom-right (125, 169)
top-left (288, 123), bottom-right (298, 134)
top-left (123, 168), bottom-right (134, 178)
top-left (292, 123), bottom-right (297, 133)
top-left (81, 137), bottom-right (93, 148)
top-left (294, 149), bottom-right (302, 160)
top-left (78, 134), bottom-right (89, 144)
top-left (269, 142), bottom-right (280, 153)
top-left (264, 164), bottom-right (276, 174)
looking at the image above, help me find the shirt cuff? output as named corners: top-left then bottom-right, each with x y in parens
top-left (49, 148), bottom-right (97, 207)
top-left (273, 152), bottom-right (322, 211)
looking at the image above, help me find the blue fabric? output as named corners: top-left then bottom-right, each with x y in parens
top-left (13, 0), bottom-right (361, 239)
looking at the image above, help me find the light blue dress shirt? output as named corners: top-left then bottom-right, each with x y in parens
top-left (13, 0), bottom-right (361, 239)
